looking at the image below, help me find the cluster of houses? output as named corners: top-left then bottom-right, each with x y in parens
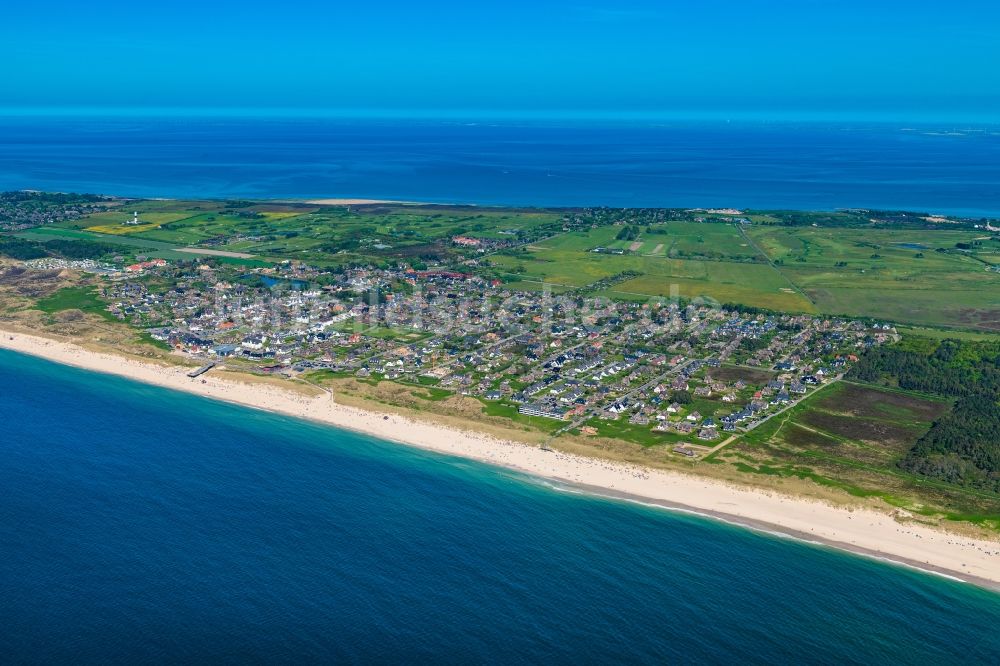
top-left (23, 257), bottom-right (118, 275)
top-left (451, 235), bottom-right (515, 252)
top-left (0, 193), bottom-right (112, 232)
top-left (96, 260), bottom-right (892, 449)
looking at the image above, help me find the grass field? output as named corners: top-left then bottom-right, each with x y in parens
top-left (330, 323), bottom-right (431, 342)
top-left (895, 325), bottom-right (1000, 341)
top-left (491, 225), bottom-right (815, 310)
top-left (15, 227), bottom-right (270, 266)
top-left (17, 228), bottom-right (196, 259)
top-left (738, 382), bottom-right (950, 465)
top-left (709, 365), bottom-right (777, 385)
top-left (748, 226), bottom-right (1000, 328)
top-left (606, 265), bottom-right (811, 311)
top-left (714, 381), bottom-right (1000, 523)
top-left (85, 223), bottom-right (164, 235)
top-left (35, 286), bottom-right (116, 321)
top-left (54, 201), bottom-right (566, 268)
top-left (81, 211), bottom-right (198, 227)
top-left (486, 220), bottom-right (999, 329)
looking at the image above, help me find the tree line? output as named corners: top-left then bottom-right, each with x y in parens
top-left (848, 338), bottom-right (1000, 492)
top-left (0, 236), bottom-right (122, 261)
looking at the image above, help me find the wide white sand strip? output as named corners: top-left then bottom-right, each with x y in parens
top-left (305, 198), bottom-right (407, 205)
top-left (2, 329), bottom-right (998, 589)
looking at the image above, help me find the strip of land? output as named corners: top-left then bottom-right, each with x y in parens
top-left (2, 329), bottom-right (998, 589)
top-left (303, 198), bottom-right (410, 205)
top-left (175, 247), bottom-right (255, 259)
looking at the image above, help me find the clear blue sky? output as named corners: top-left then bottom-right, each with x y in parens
top-left (3, 0), bottom-right (998, 120)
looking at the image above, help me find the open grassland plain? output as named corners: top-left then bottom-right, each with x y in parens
top-left (490, 225), bottom-right (812, 310)
top-left (490, 219), bottom-right (999, 330)
top-left (16, 227), bottom-right (197, 260)
top-left (606, 265), bottom-right (811, 312)
top-left (748, 226), bottom-right (1000, 329)
top-left (710, 364), bottom-right (779, 385)
top-left (794, 284), bottom-right (998, 332)
top-left (896, 325), bottom-right (1000, 342)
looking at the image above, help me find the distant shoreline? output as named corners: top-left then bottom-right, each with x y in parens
top-left (302, 198), bottom-right (415, 206)
top-left (1, 329), bottom-right (999, 592)
top-left (47, 193), bottom-right (1000, 219)
top-left (5, 116), bottom-right (1000, 218)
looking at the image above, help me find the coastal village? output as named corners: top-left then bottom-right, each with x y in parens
top-left (0, 193), bottom-right (949, 459)
top-left (9, 4), bottom-right (1000, 658)
top-left (5, 194), bottom-right (1000, 602)
top-left (93, 258), bottom-right (892, 456)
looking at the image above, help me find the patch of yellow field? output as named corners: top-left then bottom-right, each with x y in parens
top-left (259, 212), bottom-right (303, 221)
top-left (85, 223), bottom-right (161, 235)
top-left (82, 211), bottom-right (191, 226)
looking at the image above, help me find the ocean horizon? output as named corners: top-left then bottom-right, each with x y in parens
top-left (3, 348), bottom-right (1000, 663)
top-left (2, 116), bottom-right (1000, 217)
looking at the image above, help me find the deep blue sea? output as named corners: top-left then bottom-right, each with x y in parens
top-left (2, 116), bottom-right (1000, 216)
top-left (2, 349), bottom-right (1000, 663)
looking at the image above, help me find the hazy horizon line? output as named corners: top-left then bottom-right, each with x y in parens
top-left (1, 106), bottom-right (999, 125)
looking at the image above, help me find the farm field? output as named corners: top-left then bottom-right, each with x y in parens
top-left (894, 325), bottom-right (1000, 342)
top-left (491, 250), bottom-right (804, 308)
top-left (606, 265), bottom-right (810, 311)
top-left (85, 222), bottom-right (164, 235)
top-left (747, 226), bottom-right (994, 263)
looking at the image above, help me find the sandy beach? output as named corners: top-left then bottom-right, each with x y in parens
top-left (2, 329), bottom-right (998, 589)
top-left (304, 198), bottom-right (411, 205)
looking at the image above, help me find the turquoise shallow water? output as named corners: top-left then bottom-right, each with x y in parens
top-left (2, 348), bottom-right (1000, 664)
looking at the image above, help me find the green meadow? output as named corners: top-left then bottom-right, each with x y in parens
top-left (752, 226), bottom-right (1000, 328)
top-left (488, 220), bottom-right (999, 329)
top-left (35, 286), bottom-right (117, 321)
top-left (488, 224), bottom-right (812, 311)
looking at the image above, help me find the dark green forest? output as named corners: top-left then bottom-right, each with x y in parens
top-left (0, 236), bottom-right (123, 261)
